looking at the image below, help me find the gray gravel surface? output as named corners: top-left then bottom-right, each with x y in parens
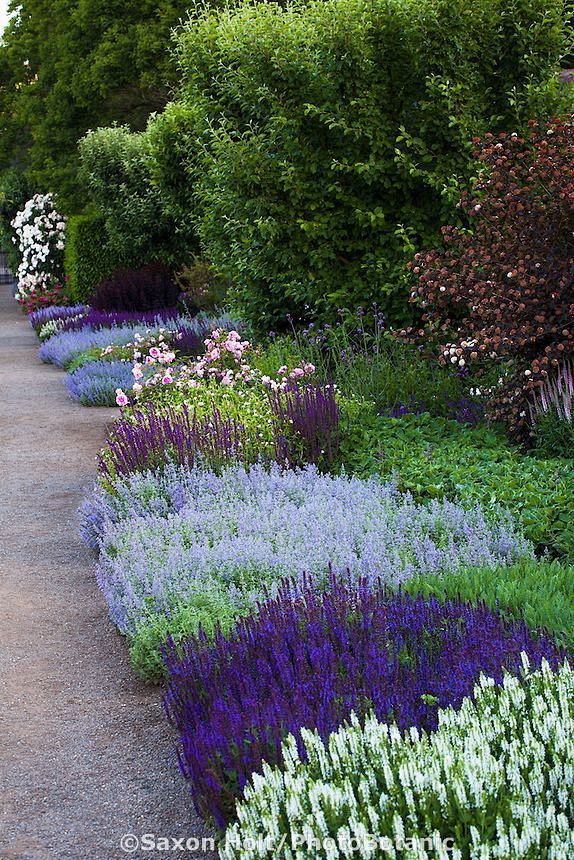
top-left (0, 287), bottom-right (217, 860)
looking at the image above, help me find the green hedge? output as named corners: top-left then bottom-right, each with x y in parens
top-left (64, 213), bottom-right (124, 303)
top-left (163, 0), bottom-right (571, 331)
top-left (79, 126), bottom-right (186, 266)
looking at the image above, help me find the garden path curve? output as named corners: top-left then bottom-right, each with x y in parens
top-left (0, 286), bottom-right (215, 860)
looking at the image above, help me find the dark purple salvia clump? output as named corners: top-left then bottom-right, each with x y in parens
top-left (29, 303), bottom-right (88, 331)
top-left (99, 404), bottom-right (252, 480)
top-left (91, 262), bottom-right (180, 311)
top-left (176, 324), bottom-right (212, 358)
top-left (269, 383), bottom-right (340, 467)
top-left (444, 393), bottom-right (486, 427)
top-left (60, 308), bottom-right (181, 332)
top-left (163, 573), bottom-right (566, 827)
top-left (385, 396), bottom-right (428, 419)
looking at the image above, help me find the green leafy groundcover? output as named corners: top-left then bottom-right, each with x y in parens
top-left (341, 413), bottom-right (574, 559)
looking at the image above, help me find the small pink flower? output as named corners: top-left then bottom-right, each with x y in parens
top-left (304, 363), bottom-right (315, 374)
top-left (115, 389), bottom-right (128, 407)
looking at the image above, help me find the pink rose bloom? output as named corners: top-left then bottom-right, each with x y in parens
top-left (161, 375), bottom-right (172, 385)
top-left (115, 389), bottom-right (128, 407)
top-left (290, 368), bottom-right (305, 379)
top-left (277, 365), bottom-right (287, 376)
top-left (149, 347), bottom-right (160, 358)
top-left (221, 370), bottom-right (234, 386)
top-left (132, 383), bottom-right (143, 394)
top-left (304, 363), bottom-right (315, 374)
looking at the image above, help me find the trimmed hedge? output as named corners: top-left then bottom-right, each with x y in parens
top-left (64, 214), bottom-right (125, 303)
top-left (79, 126), bottom-right (184, 265)
top-left (161, 0), bottom-right (571, 331)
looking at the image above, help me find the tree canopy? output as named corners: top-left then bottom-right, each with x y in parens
top-left (0, 0), bottom-right (191, 209)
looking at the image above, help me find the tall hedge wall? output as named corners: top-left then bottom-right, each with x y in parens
top-left (159, 0), bottom-right (571, 331)
top-left (64, 214), bottom-right (126, 303)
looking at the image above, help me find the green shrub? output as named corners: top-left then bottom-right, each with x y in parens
top-left (79, 125), bottom-right (183, 264)
top-left (408, 559), bottom-right (574, 650)
top-left (163, 0), bottom-right (571, 331)
top-left (223, 659), bottom-right (574, 858)
top-left (340, 413), bottom-right (574, 558)
top-left (64, 213), bottom-right (124, 303)
top-left (176, 257), bottom-right (231, 314)
top-left (147, 100), bottom-right (200, 254)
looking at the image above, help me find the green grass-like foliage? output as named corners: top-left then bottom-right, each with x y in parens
top-left (222, 658), bottom-right (574, 858)
top-left (408, 559), bottom-right (574, 651)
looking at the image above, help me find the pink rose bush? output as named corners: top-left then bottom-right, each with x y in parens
top-left (115, 328), bottom-right (316, 406)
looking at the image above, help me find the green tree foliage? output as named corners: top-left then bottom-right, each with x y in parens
top-left (0, 168), bottom-right (30, 268)
top-left (0, 0), bottom-right (192, 210)
top-left (156, 0), bottom-right (572, 331)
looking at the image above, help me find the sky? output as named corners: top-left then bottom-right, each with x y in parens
top-left (0, 1), bottom-right (10, 35)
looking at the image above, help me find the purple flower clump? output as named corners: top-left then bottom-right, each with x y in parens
top-left (163, 574), bottom-right (566, 826)
top-left (384, 392), bottom-right (485, 426)
top-left (60, 308), bottom-right (181, 332)
top-left (66, 359), bottom-right (135, 406)
top-left (29, 303), bottom-right (88, 331)
top-left (38, 324), bottom-right (168, 368)
top-left (92, 463), bottom-right (532, 635)
top-left (99, 405), bottom-right (250, 480)
top-left (269, 384), bottom-right (340, 466)
top-left (531, 360), bottom-right (573, 423)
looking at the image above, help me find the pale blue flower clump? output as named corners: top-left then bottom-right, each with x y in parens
top-left (86, 463), bottom-right (533, 635)
top-left (66, 359), bottom-right (135, 406)
top-left (38, 324), bottom-right (156, 368)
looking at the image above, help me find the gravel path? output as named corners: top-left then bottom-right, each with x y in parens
top-left (0, 288), bottom-right (216, 860)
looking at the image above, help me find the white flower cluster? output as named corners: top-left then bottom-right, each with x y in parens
top-left (11, 193), bottom-right (66, 301)
top-left (222, 656), bottom-right (574, 859)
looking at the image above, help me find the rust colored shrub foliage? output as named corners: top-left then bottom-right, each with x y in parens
top-left (408, 117), bottom-right (574, 440)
